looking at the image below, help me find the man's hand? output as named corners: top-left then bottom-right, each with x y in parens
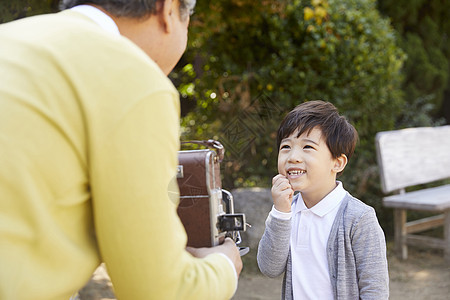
top-left (271, 174), bottom-right (294, 213)
top-left (186, 238), bottom-right (242, 277)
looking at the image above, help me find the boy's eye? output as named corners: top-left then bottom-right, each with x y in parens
top-left (280, 145), bottom-right (290, 150)
top-left (304, 145), bottom-right (314, 149)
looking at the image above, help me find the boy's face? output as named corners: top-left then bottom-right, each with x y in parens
top-left (277, 126), bottom-right (343, 204)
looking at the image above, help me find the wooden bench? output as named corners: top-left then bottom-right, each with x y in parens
top-left (375, 126), bottom-right (450, 263)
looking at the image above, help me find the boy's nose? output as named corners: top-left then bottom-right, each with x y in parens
top-left (288, 156), bottom-right (302, 163)
top-left (287, 150), bottom-right (302, 163)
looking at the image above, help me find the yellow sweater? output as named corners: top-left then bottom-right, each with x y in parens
top-left (0, 10), bottom-right (235, 300)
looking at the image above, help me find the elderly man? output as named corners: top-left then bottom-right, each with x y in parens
top-left (0, 1), bottom-right (242, 299)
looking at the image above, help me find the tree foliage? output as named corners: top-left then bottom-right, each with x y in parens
top-left (378, 0), bottom-right (450, 124)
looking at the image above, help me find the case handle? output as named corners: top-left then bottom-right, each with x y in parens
top-left (180, 139), bottom-right (225, 162)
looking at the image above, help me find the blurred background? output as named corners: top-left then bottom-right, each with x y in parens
top-left (1, 1), bottom-right (449, 298)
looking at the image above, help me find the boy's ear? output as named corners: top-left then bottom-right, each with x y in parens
top-left (333, 154), bottom-right (348, 174)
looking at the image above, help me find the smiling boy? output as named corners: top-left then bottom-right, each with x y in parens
top-left (257, 101), bottom-right (389, 299)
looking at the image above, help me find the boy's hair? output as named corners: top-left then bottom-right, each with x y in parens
top-left (277, 100), bottom-right (358, 162)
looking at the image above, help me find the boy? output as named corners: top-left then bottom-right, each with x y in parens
top-left (257, 100), bottom-right (389, 299)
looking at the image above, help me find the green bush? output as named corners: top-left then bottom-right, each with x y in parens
top-left (0, 0), bottom-right (58, 23)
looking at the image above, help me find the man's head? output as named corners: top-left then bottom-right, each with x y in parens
top-left (60, 0), bottom-right (196, 74)
top-left (60, 0), bottom-right (195, 21)
top-left (277, 100), bottom-right (358, 163)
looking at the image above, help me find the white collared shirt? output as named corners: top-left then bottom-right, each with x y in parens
top-left (270, 181), bottom-right (346, 299)
top-left (70, 5), bottom-right (120, 36)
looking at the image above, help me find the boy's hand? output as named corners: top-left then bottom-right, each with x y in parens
top-left (271, 174), bottom-right (294, 213)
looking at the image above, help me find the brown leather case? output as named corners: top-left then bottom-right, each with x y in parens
top-left (177, 142), bottom-right (226, 247)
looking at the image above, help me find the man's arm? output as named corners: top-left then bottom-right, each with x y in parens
top-left (90, 91), bottom-right (238, 300)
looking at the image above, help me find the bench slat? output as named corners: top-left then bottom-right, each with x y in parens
top-left (376, 126), bottom-right (450, 193)
top-left (383, 184), bottom-right (450, 211)
top-left (406, 214), bottom-right (445, 233)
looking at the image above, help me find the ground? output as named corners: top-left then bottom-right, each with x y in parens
top-left (79, 245), bottom-right (449, 299)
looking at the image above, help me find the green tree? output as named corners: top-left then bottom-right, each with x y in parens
top-left (378, 0), bottom-right (450, 125)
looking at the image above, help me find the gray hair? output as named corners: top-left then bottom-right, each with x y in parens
top-left (59, 0), bottom-right (196, 20)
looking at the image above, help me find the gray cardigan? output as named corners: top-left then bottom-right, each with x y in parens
top-left (257, 194), bottom-right (389, 300)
